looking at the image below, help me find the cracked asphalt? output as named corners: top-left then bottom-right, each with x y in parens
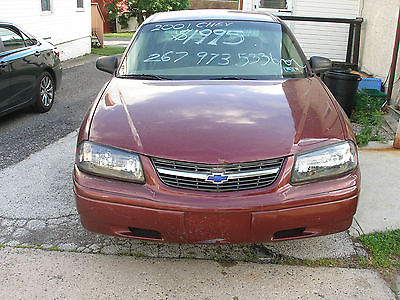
top-left (0, 56), bottom-right (363, 262)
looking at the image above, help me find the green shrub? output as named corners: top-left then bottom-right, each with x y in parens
top-left (351, 93), bottom-right (385, 146)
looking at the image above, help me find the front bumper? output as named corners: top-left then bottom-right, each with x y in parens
top-left (73, 156), bottom-right (360, 244)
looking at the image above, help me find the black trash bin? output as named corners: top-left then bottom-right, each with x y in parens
top-left (323, 70), bottom-right (360, 117)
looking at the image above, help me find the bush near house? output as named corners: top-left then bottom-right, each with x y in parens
top-left (104, 0), bottom-right (190, 29)
top-left (351, 91), bottom-right (385, 146)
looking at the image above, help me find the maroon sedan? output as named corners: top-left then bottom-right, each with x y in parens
top-left (73, 10), bottom-right (360, 244)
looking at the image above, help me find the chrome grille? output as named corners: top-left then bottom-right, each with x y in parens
top-left (152, 157), bottom-right (284, 192)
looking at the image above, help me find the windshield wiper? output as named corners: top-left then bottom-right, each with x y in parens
top-left (119, 74), bottom-right (171, 80)
top-left (209, 76), bottom-right (255, 80)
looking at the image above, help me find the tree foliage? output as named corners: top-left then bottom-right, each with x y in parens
top-left (104, 0), bottom-right (190, 28)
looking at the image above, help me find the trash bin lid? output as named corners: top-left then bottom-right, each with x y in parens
top-left (324, 70), bottom-right (360, 81)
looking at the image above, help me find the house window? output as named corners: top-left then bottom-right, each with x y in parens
top-left (260, 0), bottom-right (287, 9)
top-left (41, 0), bottom-right (51, 11)
top-left (77, 0), bottom-right (83, 8)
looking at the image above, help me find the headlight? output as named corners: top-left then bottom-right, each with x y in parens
top-left (291, 141), bottom-right (357, 184)
top-left (76, 141), bottom-right (145, 183)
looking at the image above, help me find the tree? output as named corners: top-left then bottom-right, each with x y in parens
top-left (104, 0), bottom-right (190, 29)
top-left (134, 0), bottom-right (191, 24)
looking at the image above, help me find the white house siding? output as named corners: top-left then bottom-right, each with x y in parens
top-left (291, 0), bottom-right (360, 61)
top-left (244, 0), bottom-right (360, 61)
top-left (359, 0), bottom-right (400, 106)
top-left (0, 0), bottom-right (91, 61)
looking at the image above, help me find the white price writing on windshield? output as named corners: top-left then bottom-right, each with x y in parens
top-left (143, 51), bottom-right (189, 63)
top-left (143, 51), bottom-right (231, 66)
top-left (150, 21), bottom-right (233, 32)
top-left (142, 50), bottom-right (306, 71)
top-left (171, 29), bottom-right (244, 46)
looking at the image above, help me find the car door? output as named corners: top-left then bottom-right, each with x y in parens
top-left (0, 25), bottom-right (41, 113)
top-left (0, 32), bottom-right (12, 113)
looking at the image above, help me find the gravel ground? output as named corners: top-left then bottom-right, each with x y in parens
top-left (351, 113), bottom-right (397, 141)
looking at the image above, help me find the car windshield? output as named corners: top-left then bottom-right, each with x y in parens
top-left (118, 20), bottom-right (309, 80)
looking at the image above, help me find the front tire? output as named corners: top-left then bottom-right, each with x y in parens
top-left (33, 71), bottom-right (55, 113)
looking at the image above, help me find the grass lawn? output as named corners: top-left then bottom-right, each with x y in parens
top-left (359, 229), bottom-right (400, 270)
top-left (91, 47), bottom-right (126, 56)
top-left (104, 32), bottom-right (135, 38)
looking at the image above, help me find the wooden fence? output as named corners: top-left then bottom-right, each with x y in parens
top-left (91, 3), bottom-right (105, 48)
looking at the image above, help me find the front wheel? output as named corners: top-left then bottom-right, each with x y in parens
top-left (33, 71), bottom-right (55, 113)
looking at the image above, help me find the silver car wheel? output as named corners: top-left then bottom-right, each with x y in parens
top-left (40, 75), bottom-right (54, 107)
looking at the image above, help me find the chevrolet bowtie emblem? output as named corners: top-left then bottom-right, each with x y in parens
top-left (205, 173), bottom-right (229, 184)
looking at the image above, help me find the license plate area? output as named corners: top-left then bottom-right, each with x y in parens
top-left (184, 212), bottom-right (251, 244)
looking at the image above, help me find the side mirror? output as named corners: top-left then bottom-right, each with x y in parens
top-left (96, 55), bottom-right (120, 74)
top-left (309, 56), bottom-right (332, 75)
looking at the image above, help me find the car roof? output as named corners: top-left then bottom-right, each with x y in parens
top-left (0, 21), bottom-right (25, 32)
top-left (0, 21), bottom-right (16, 27)
top-left (0, 21), bottom-right (37, 38)
top-left (144, 9), bottom-right (280, 24)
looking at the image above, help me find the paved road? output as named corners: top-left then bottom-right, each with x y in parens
top-left (0, 55), bottom-right (109, 169)
top-left (0, 129), bottom-right (358, 260)
top-left (104, 37), bottom-right (131, 47)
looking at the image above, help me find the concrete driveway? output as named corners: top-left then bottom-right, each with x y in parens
top-left (0, 246), bottom-right (394, 299)
top-left (0, 130), bottom-right (360, 261)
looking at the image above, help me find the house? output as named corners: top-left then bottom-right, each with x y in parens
top-left (240, 0), bottom-right (400, 107)
top-left (0, 0), bottom-right (91, 61)
top-left (358, 0), bottom-right (400, 108)
top-left (240, 0), bottom-right (360, 62)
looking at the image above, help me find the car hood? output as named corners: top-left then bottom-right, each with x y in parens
top-left (89, 77), bottom-right (344, 163)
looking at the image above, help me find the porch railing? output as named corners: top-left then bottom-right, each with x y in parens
top-left (279, 15), bottom-right (364, 70)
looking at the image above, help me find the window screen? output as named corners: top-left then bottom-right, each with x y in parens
top-left (260, 0), bottom-right (287, 9)
top-left (77, 0), bottom-right (84, 8)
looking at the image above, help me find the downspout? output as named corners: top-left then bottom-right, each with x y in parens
top-left (386, 8), bottom-right (400, 149)
top-left (386, 8), bottom-right (400, 107)
top-left (238, 0), bottom-right (243, 10)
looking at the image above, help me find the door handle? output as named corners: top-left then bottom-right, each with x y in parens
top-left (34, 51), bottom-right (41, 57)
